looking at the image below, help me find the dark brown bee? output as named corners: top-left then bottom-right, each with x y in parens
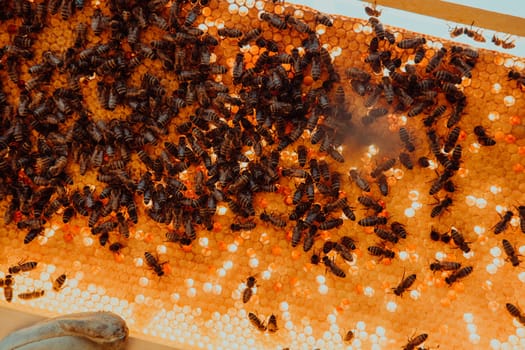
top-left (492, 34), bottom-right (516, 49)
top-left (218, 27), bottom-right (243, 38)
top-left (144, 252), bottom-right (166, 277)
top-left (18, 289), bottom-right (45, 300)
top-left (310, 249), bottom-right (322, 265)
top-left (508, 70), bottom-right (525, 89)
top-left (8, 261), bottom-right (38, 274)
top-left (286, 15), bottom-right (314, 34)
top-left (359, 215), bottom-right (387, 227)
top-left (323, 256), bottom-right (346, 278)
top-left (344, 329), bottom-right (354, 342)
top-left (390, 222), bottom-right (407, 239)
top-left (418, 157), bottom-right (431, 168)
top-left (414, 47), bottom-right (426, 63)
top-left (260, 12), bottom-right (287, 30)
top-left (62, 207), bottom-right (75, 223)
top-left (449, 25), bottom-right (464, 38)
top-left (494, 210), bottom-right (513, 234)
top-left (506, 303), bottom-right (525, 325)
top-left (397, 37), bottom-right (426, 49)
top-left (24, 228), bottom-right (43, 245)
top-left (109, 242), bottom-right (125, 253)
top-left (374, 227), bottom-right (398, 244)
top-left (517, 205), bottom-right (525, 234)
top-left (242, 286), bottom-right (254, 304)
top-left (377, 174), bottom-right (389, 196)
top-left (430, 260), bottom-right (461, 271)
top-left (502, 239), bottom-right (521, 267)
top-left (248, 312), bottom-right (267, 332)
top-left (450, 228), bottom-right (470, 252)
top-left (53, 274), bottom-right (67, 291)
top-left (362, 107), bottom-right (388, 125)
top-left (371, 158), bottom-right (396, 178)
top-left (231, 221), bottom-right (257, 231)
top-left (267, 314), bottom-right (278, 333)
top-left (315, 13), bottom-right (333, 27)
top-left (464, 26), bottom-right (486, 42)
top-left (365, 3), bottom-right (382, 17)
top-left (399, 152), bottom-right (414, 170)
top-left (444, 126), bottom-right (461, 153)
top-left (445, 266), bottom-right (473, 285)
top-left (334, 243), bottom-right (354, 262)
top-left (238, 28), bottom-right (262, 47)
top-left (260, 212), bottom-right (287, 228)
top-left (392, 273), bottom-right (416, 296)
top-left (403, 333), bottom-right (428, 350)
top-left (430, 196), bottom-right (453, 218)
top-left (368, 17), bottom-right (385, 40)
top-left (297, 145), bottom-right (307, 167)
top-left (398, 127), bottom-right (415, 152)
top-left (425, 47), bottom-right (446, 73)
top-left (291, 221), bottom-right (305, 247)
top-left (349, 169), bottom-right (370, 192)
top-left (358, 196), bottom-right (383, 213)
top-left (319, 218), bottom-right (344, 230)
top-left (473, 125), bottom-right (496, 146)
top-left (368, 245), bottom-right (395, 259)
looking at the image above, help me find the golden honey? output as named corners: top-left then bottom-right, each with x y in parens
top-left (0, 1), bottom-right (524, 349)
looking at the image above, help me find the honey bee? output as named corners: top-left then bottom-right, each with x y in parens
top-left (429, 260), bottom-right (461, 272)
top-left (359, 215), bottom-right (387, 227)
top-left (390, 222), bottom-right (407, 239)
top-left (493, 210), bottom-right (513, 234)
top-left (517, 205), bottom-right (525, 233)
top-left (445, 266), bottom-right (473, 285)
top-left (425, 47), bottom-right (446, 73)
top-left (365, 2), bottom-right (382, 17)
top-left (358, 196), bottom-right (383, 213)
top-left (397, 37), bottom-right (426, 49)
top-left (399, 152), bottom-right (414, 170)
top-left (8, 260), bottom-right (38, 274)
top-left (506, 303), bottom-right (525, 325)
top-left (375, 227), bottom-right (398, 244)
top-left (242, 276), bottom-right (257, 303)
top-left (492, 34), bottom-right (516, 49)
top-left (230, 221), bottom-right (257, 231)
top-left (315, 12), bottom-right (333, 27)
top-left (371, 158), bottom-right (396, 178)
top-left (403, 333), bottom-right (428, 350)
top-left (368, 245), bottom-right (395, 259)
top-left (144, 252), bottom-right (166, 277)
top-left (349, 169), bottom-right (370, 192)
top-left (323, 256), bottom-right (346, 278)
top-left (53, 273), bottom-right (67, 291)
top-left (508, 70), bottom-right (525, 89)
top-left (449, 25), bottom-right (464, 38)
top-left (392, 273), bottom-right (416, 296)
top-left (451, 228), bottom-right (471, 253)
top-left (502, 239), bottom-right (521, 267)
top-left (260, 212), bottom-right (287, 228)
top-left (18, 289), bottom-right (45, 300)
top-left (430, 196), bottom-right (453, 218)
top-left (319, 218), bottom-right (344, 230)
top-left (267, 314), bottom-right (278, 333)
top-left (344, 329), bottom-right (354, 342)
top-left (473, 125), bottom-right (496, 146)
top-left (218, 27), bottom-right (243, 38)
top-left (248, 312), bottom-right (267, 332)
top-left (259, 12), bottom-right (287, 30)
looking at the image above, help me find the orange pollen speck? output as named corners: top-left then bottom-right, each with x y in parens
top-left (518, 146), bottom-right (525, 155)
top-left (505, 134), bottom-right (516, 143)
top-left (181, 244), bottom-right (193, 253)
top-left (291, 250), bottom-right (301, 260)
top-left (113, 252), bottom-right (124, 262)
top-left (217, 241), bottom-right (227, 251)
top-left (63, 232), bottom-right (74, 243)
top-left (510, 115), bottom-right (521, 125)
top-left (283, 195), bottom-right (293, 206)
top-left (440, 298), bottom-right (451, 307)
top-left (512, 163), bottom-right (524, 173)
top-left (273, 282), bottom-right (283, 292)
top-left (144, 232), bottom-right (154, 243)
top-left (162, 263), bottom-right (172, 275)
top-left (458, 130), bottom-right (468, 141)
top-left (213, 222), bottom-right (222, 232)
top-left (271, 245), bottom-right (282, 256)
top-left (289, 277), bottom-right (298, 286)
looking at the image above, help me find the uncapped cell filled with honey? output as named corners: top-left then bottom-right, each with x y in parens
top-left (0, 1), bottom-right (524, 349)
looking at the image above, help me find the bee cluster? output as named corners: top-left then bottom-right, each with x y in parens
top-left (0, 0), bottom-right (524, 349)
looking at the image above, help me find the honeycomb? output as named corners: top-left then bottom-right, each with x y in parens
top-left (0, 1), bottom-right (524, 349)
